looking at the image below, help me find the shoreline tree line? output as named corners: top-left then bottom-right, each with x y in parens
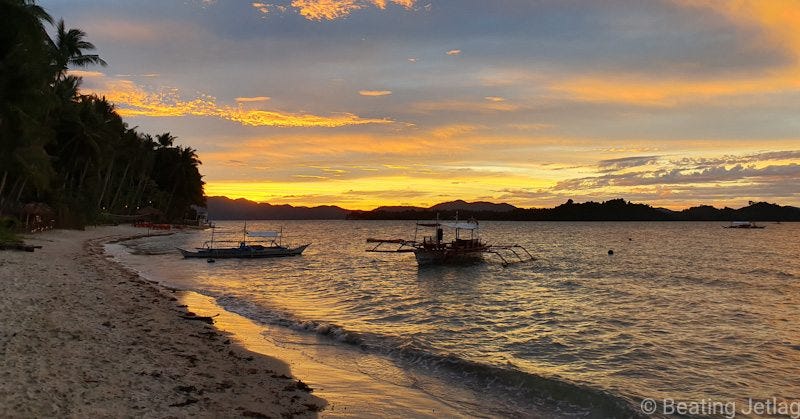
top-left (1, 0), bottom-right (205, 230)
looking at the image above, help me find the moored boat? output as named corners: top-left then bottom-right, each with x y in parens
top-left (367, 217), bottom-right (533, 266)
top-left (178, 224), bottom-right (309, 259)
top-left (723, 221), bottom-right (765, 229)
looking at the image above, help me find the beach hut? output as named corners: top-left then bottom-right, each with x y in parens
top-left (21, 202), bottom-right (55, 232)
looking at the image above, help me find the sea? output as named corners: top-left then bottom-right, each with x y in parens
top-left (106, 221), bottom-right (800, 418)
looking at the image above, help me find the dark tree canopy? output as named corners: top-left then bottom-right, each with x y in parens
top-left (0, 0), bottom-right (205, 226)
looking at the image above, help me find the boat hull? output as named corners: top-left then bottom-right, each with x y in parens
top-left (413, 247), bottom-right (485, 266)
top-left (179, 244), bottom-right (309, 259)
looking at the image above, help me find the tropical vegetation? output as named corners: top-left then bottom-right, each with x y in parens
top-left (0, 0), bottom-right (205, 229)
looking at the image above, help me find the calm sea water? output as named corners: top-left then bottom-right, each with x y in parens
top-left (109, 221), bottom-right (800, 417)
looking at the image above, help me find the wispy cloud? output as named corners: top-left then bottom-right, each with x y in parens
top-left (412, 99), bottom-right (520, 113)
top-left (597, 155), bottom-right (661, 172)
top-left (82, 74), bottom-right (390, 128)
top-left (68, 70), bottom-right (105, 78)
top-left (359, 90), bottom-right (392, 96)
top-left (235, 96), bottom-right (271, 103)
top-left (446, 49), bottom-right (462, 56)
top-left (252, 2), bottom-right (270, 15)
top-left (554, 150), bottom-right (800, 191)
top-left (549, 1), bottom-right (800, 107)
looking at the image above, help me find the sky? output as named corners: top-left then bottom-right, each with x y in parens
top-left (41, 0), bottom-right (800, 210)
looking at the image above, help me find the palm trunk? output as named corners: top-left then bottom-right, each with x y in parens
top-left (109, 161), bottom-right (131, 212)
top-left (96, 158), bottom-right (115, 210)
top-left (130, 158), bottom-right (152, 210)
top-left (15, 177), bottom-right (27, 202)
top-left (0, 171), bottom-right (7, 216)
top-left (78, 159), bottom-right (91, 191)
top-left (164, 179), bottom-right (179, 221)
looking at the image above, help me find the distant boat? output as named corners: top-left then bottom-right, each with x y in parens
top-left (723, 221), bottom-right (765, 229)
top-left (178, 224), bottom-right (309, 258)
top-left (366, 216), bottom-right (533, 266)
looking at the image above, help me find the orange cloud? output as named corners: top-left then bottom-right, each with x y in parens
top-left (287, 0), bottom-right (416, 20)
top-left (68, 70), bottom-right (105, 78)
top-left (86, 77), bottom-right (390, 128)
top-left (673, 0), bottom-right (800, 57)
top-left (235, 96), bottom-right (271, 103)
top-left (550, 1), bottom-right (800, 106)
top-left (252, 2), bottom-right (270, 14)
top-left (412, 99), bottom-right (521, 113)
top-left (389, 0), bottom-right (414, 8)
top-left (429, 124), bottom-right (482, 139)
top-left (290, 0), bottom-right (362, 20)
top-left (446, 49), bottom-right (461, 56)
top-left (359, 90), bottom-right (392, 96)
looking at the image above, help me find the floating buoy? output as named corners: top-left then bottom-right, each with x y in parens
top-left (207, 258), bottom-right (216, 263)
top-left (608, 249), bottom-right (614, 255)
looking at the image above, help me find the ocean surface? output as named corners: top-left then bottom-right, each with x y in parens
top-left (107, 221), bottom-right (800, 417)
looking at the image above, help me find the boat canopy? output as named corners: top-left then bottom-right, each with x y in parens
top-left (416, 221), bottom-right (479, 230)
top-left (247, 230), bottom-right (280, 238)
top-left (442, 221), bottom-right (479, 230)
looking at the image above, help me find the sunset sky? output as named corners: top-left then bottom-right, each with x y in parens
top-left (42, 0), bottom-right (799, 210)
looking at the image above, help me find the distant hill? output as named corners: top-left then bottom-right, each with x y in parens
top-left (431, 200), bottom-right (517, 212)
top-left (348, 198), bottom-right (800, 221)
top-left (206, 196), bottom-right (348, 220)
top-left (206, 196), bottom-right (800, 221)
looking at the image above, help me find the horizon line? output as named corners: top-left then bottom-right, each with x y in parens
top-left (205, 195), bottom-right (797, 212)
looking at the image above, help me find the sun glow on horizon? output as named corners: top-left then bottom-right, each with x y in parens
top-left (53, 0), bottom-right (800, 210)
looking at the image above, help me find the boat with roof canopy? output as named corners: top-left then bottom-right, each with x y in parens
top-left (178, 223), bottom-right (309, 259)
top-left (366, 215), bottom-right (533, 266)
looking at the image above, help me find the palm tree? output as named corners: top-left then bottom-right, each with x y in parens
top-left (0, 0), bottom-right (56, 213)
top-left (49, 19), bottom-right (107, 81)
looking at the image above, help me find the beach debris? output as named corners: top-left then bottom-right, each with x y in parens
top-left (0, 242), bottom-right (42, 252)
top-left (295, 380), bottom-right (313, 392)
top-left (169, 398), bottom-right (198, 407)
top-left (179, 313), bottom-right (218, 324)
top-left (608, 249), bottom-right (614, 255)
top-left (304, 403), bottom-right (324, 412)
top-left (174, 385), bottom-right (198, 394)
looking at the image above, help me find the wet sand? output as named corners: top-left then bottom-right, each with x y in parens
top-left (0, 225), bottom-right (323, 417)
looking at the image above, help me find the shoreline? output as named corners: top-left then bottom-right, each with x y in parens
top-left (107, 227), bottom-right (477, 417)
top-left (0, 225), bottom-right (323, 417)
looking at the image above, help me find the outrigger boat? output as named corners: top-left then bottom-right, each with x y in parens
top-left (178, 224), bottom-right (309, 259)
top-left (366, 217), bottom-right (533, 266)
top-left (723, 221), bottom-right (766, 229)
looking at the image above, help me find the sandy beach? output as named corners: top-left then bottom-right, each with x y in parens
top-left (0, 225), bottom-right (324, 418)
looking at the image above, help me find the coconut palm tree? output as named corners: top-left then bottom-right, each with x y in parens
top-left (0, 0), bottom-right (56, 212)
top-left (49, 19), bottom-right (107, 81)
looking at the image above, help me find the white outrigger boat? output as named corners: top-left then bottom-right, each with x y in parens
top-left (366, 217), bottom-right (533, 266)
top-left (178, 224), bottom-right (309, 259)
